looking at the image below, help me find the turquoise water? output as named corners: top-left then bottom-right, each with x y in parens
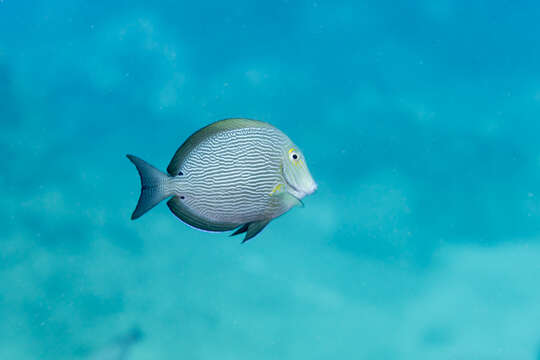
top-left (2, 1), bottom-right (540, 359)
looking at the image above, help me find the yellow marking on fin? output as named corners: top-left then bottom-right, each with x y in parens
top-left (270, 183), bottom-right (283, 196)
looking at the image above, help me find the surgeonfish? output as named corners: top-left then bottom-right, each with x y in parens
top-left (127, 118), bottom-right (317, 242)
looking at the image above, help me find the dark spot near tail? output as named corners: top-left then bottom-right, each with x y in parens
top-left (180, 196), bottom-right (185, 200)
top-left (178, 171), bottom-right (183, 176)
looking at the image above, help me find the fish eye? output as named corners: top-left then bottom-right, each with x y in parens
top-left (289, 150), bottom-right (300, 162)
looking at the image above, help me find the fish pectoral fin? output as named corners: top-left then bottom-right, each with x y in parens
top-left (276, 191), bottom-right (304, 208)
top-left (269, 182), bottom-right (285, 196)
top-left (231, 220), bottom-right (271, 243)
top-left (270, 183), bottom-right (304, 208)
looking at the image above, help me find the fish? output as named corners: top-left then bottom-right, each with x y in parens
top-left (127, 118), bottom-right (317, 242)
top-left (87, 327), bottom-right (143, 360)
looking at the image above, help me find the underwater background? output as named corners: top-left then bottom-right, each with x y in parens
top-left (2, 0), bottom-right (540, 359)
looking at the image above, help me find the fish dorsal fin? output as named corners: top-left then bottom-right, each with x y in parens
top-left (231, 220), bottom-right (271, 243)
top-left (167, 118), bottom-right (274, 176)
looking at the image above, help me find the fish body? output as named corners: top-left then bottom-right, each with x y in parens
top-left (127, 118), bottom-right (317, 242)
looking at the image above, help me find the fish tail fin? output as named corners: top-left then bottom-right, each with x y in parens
top-left (127, 154), bottom-right (173, 220)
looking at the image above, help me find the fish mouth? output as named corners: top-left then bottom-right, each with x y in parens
top-left (286, 180), bottom-right (303, 195)
top-left (281, 165), bottom-right (305, 198)
top-left (306, 182), bottom-right (318, 195)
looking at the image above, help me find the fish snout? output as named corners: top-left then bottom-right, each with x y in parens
top-left (305, 181), bottom-right (318, 195)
